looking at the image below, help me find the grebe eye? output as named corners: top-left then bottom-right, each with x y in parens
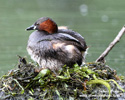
top-left (34, 22), bottom-right (39, 25)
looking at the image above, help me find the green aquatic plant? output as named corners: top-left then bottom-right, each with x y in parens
top-left (0, 57), bottom-right (124, 100)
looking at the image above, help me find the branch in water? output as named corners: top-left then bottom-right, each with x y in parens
top-left (96, 26), bottom-right (125, 62)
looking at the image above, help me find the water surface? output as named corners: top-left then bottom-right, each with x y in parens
top-left (0, 0), bottom-right (125, 76)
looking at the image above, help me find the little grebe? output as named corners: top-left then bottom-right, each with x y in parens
top-left (26, 17), bottom-right (87, 71)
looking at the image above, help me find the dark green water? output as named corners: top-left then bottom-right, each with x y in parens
top-left (0, 0), bottom-right (125, 76)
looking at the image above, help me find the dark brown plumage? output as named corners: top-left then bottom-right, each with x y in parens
top-left (26, 17), bottom-right (87, 71)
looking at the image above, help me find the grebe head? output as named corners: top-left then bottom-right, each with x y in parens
top-left (26, 17), bottom-right (58, 34)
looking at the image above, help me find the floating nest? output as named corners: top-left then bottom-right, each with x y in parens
top-left (0, 56), bottom-right (124, 100)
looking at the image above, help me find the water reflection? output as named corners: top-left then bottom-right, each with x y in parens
top-left (101, 15), bottom-right (109, 22)
top-left (79, 4), bottom-right (88, 16)
top-left (111, 19), bottom-right (118, 26)
top-left (119, 54), bottom-right (124, 59)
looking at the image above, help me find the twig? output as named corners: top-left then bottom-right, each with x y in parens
top-left (96, 26), bottom-right (125, 62)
